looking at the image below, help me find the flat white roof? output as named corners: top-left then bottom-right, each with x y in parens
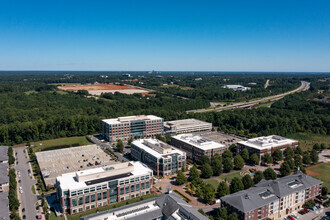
top-left (172, 134), bottom-right (226, 151)
top-left (164, 119), bottom-right (211, 128)
top-left (238, 135), bottom-right (298, 150)
top-left (132, 139), bottom-right (185, 159)
top-left (102, 115), bottom-right (163, 125)
top-left (57, 161), bottom-right (152, 191)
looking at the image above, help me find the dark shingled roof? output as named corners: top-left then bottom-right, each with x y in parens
top-left (0, 146), bottom-right (8, 162)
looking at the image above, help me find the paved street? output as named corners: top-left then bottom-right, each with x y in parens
top-left (15, 146), bottom-right (38, 219)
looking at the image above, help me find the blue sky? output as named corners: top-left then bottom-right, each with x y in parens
top-left (0, 0), bottom-right (329, 71)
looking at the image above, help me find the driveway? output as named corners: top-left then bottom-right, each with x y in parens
top-left (15, 146), bottom-right (38, 219)
top-left (319, 150), bottom-right (330, 163)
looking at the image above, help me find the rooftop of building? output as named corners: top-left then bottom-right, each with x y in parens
top-left (222, 84), bottom-right (247, 88)
top-left (0, 163), bottom-right (9, 185)
top-left (102, 115), bottom-right (163, 125)
top-left (237, 135), bottom-right (298, 150)
top-left (80, 191), bottom-right (209, 220)
top-left (164, 118), bottom-right (211, 128)
top-left (36, 145), bottom-right (117, 186)
top-left (131, 139), bottom-right (185, 159)
top-left (221, 172), bottom-right (322, 213)
top-left (0, 192), bottom-right (9, 220)
top-left (0, 146), bottom-right (8, 162)
top-left (57, 161), bottom-right (152, 191)
top-left (172, 133), bottom-right (226, 151)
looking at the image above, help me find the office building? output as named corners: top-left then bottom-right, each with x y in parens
top-left (164, 118), bottom-right (212, 134)
top-left (131, 139), bottom-right (186, 176)
top-left (237, 135), bottom-right (298, 164)
top-left (102, 115), bottom-right (164, 142)
top-left (170, 134), bottom-right (227, 163)
top-left (56, 161), bottom-right (153, 215)
top-left (80, 190), bottom-right (209, 220)
top-left (221, 172), bottom-right (322, 220)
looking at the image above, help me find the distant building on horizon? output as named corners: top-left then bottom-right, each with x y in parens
top-left (221, 84), bottom-right (251, 91)
top-left (237, 135), bottom-right (298, 164)
top-left (131, 139), bottom-right (186, 176)
top-left (101, 115), bottom-right (164, 142)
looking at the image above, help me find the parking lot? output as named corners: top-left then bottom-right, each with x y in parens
top-left (282, 206), bottom-right (330, 220)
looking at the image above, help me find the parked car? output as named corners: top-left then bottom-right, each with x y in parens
top-left (36, 215), bottom-right (42, 219)
top-left (287, 216), bottom-right (294, 220)
top-left (22, 208), bottom-right (25, 212)
top-left (23, 215), bottom-right (26, 219)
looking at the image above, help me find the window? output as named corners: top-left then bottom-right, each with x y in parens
top-left (125, 186), bottom-right (129, 194)
top-left (85, 195), bottom-right (90, 204)
top-left (84, 188), bottom-right (89, 193)
top-left (135, 177), bottom-right (140, 181)
top-left (131, 185), bottom-right (135, 192)
top-left (91, 194), bottom-right (95, 202)
top-left (125, 196), bottom-right (129, 200)
top-left (120, 181), bottom-right (124, 185)
top-left (78, 197), bottom-right (83, 206)
top-left (146, 182), bottom-right (149, 189)
top-left (73, 209), bottom-right (77, 213)
top-left (91, 204), bottom-right (95, 209)
top-left (78, 190), bottom-right (83, 195)
top-left (71, 198), bottom-right (77, 207)
top-left (64, 191), bottom-right (69, 196)
top-left (79, 208), bottom-right (83, 212)
top-left (130, 178), bottom-right (135, 183)
top-left (141, 176), bottom-right (145, 180)
top-left (86, 206), bottom-right (90, 210)
top-left (146, 175), bottom-right (149, 179)
top-left (71, 191), bottom-right (77, 196)
top-left (136, 184), bottom-right (140, 191)
top-left (120, 188), bottom-right (124, 195)
top-left (97, 185), bottom-right (102, 190)
top-left (141, 183), bottom-right (145, 190)
top-left (125, 179), bottom-right (129, 184)
top-left (90, 187), bottom-right (95, 192)
top-left (102, 184), bottom-right (107, 189)
top-left (97, 193), bottom-right (102, 201)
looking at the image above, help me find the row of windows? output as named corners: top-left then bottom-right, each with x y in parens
top-left (71, 191), bottom-right (109, 207)
top-left (119, 175), bottom-right (150, 185)
top-left (69, 184), bottom-right (107, 196)
top-left (120, 182), bottom-right (150, 195)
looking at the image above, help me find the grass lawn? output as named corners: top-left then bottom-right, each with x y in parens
top-left (306, 162), bottom-right (330, 189)
top-left (49, 212), bottom-right (65, 220)
top-left (204, 179), bottom-right (219, 190)
top-left (33, 136), bottom-right (92, 152)
top-left (286, 133), bottom-right (330, 151)
top-left (219, 171), bottom-right (241, 182)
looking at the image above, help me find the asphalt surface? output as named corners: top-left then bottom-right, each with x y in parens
top-left (15, 147), bottom-right (38, 219)
top-left (187, 81), bottom-right (310, 113)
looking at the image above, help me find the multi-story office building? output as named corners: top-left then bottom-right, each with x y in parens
top-left (221, 172), bottom-right (322, 220)
top-left (131, 139), bottom-right (186, 176)
top-left (170, 134), bottom-right (227, 163)
top-left (101, 115), bottom-right (164, 142)
top-left (80, 190), bottom-right (209, 220)
top-left (164, 118), bottom-right (212, 134)
top-left (237, 135), bottom-right (298, 164)
top-left (56, 161), bottom-right (153, 215)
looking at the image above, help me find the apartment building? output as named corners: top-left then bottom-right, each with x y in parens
top-left (56, 161), bottom-right (153, 215)
top-left (81, 190), bottom-right (209, 220)
top-left (101, 115), bottom-right (164, 142)
top-left (164, 118), bottom-right (212, 134)
top-left (221, 172), bottom-right (322, 220)
top-left (0, 146), bottom-right (8, 164)
top-left (131, 139), bottom-right (186, 176)
top-left (237, 135), bottom-right (298, 164)
top-left (170, 133), bottom-right (227, 163)
top-left (0, 163), bottom-right (9, 192)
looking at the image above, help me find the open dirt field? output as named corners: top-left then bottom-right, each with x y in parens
top-left (58, 84), bottom-right (148, 95)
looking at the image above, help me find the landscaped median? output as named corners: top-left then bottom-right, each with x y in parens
top-left (174, 189), bottom-right (191, 203)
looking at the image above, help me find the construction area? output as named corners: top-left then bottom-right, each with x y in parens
top-left (58, 83), bottom-right (148, 96)
top-left (35, 145), bottom-right (117, 186)
top-left (197, 131), bottom-right (246, 147)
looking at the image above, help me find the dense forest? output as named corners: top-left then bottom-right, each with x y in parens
top-left (0, 72), bottom-right (328, 145)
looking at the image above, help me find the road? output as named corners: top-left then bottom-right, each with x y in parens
top-left (15, 147), bottom-right (38, 219)
top-left (187, 81), bottom-right (310, 113)
top-left (90, 136), bottom-right (129, 162)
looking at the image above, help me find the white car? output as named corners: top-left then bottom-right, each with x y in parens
top-left (20, 189), bottom-right (23, 194)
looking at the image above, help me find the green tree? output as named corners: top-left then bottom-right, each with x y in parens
top-left (8, 147), bottom-right (15, 165)
top-left (229, 144), bottom-right (237, 154)
top-left (212, 157), bottom-right (223, 176)
top-left (127, 138), bottom-right (133, 145)
top-left (201, 163), bottom-right (213, 178)
top-left (280, 161), bottom-right (292, 176)
top-left (240, 148), bottom-right (249, 162)
top-left (262, 153), bottom-right (273, 164)
top-left (253, 171), bottom-right (264, 184)
top-left (322, 187), bottom-right (328, 196)
top-left (273, 149), bottom-right (283, 162)
top-left (263, 168), bottom-right (277, 180)
top-left (303, 153), bottom-right (311, 165)
top-left (202, 184), bottom-right (215, 204)
top-left (313, 143), bottom-right (321, 151)
top-left (284, 157), bottom-right (295, 170)
top-left (223, 157), bottom-right (233, 173)
top-left (230, 177), bottom-right (244, 194)
top-left (242, 175), bottom-right (254, 189)
top-left (218, 207), bottom-right (228, 220)
top-left (310, 149), bottom-right (319, 163)
top-left (321, 143), bottom-right (327, 150)
top-left (116, 139), bottom-right (124, 153)
top-left (294, 155), bottom-right (302, 167)
top-left (250, 154), bottom-right (259, 165)
top-left (234, 155), bottom-right (244, 170)
top-left (217, 182), bottom-right (230, 198)
top-left (295, 146), bottom-right (303, 155)
top-left (222, 150), bottom-right (233, 160)
top-left (176, 171), bottom-right (187, 185)
top-left (228, 212), bottom-right (239, 220)
top-left (201, 155), bottom-right (211, 165)
top-left (285, 147), bottom-right (294, 159)
top-left (189, 165), bottom-right (199, 182)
